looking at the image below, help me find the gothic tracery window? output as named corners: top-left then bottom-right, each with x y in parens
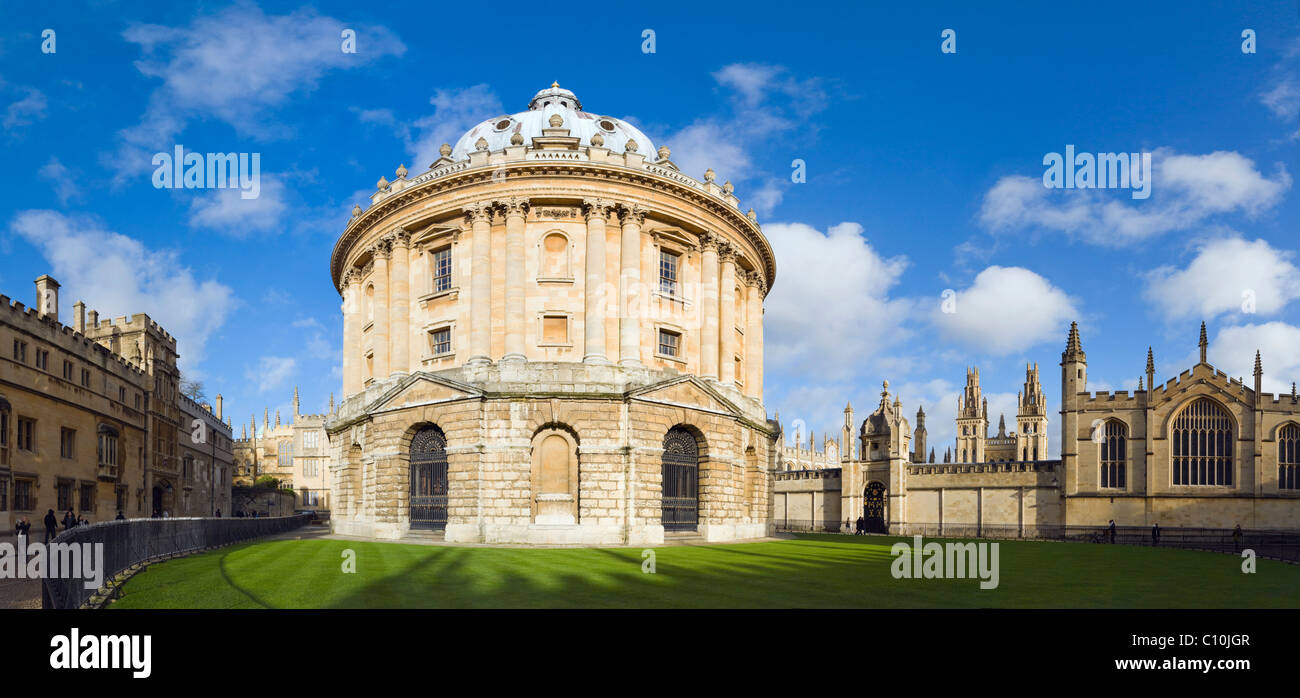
top-left (1100, 420), bottom-right (1127, 489)
top-left (1279, 424), bottom-right (1300, 490)
top-left (1172, 398), bottom-right (1233, 486)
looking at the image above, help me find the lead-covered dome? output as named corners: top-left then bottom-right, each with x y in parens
top-left (450, 83), bottom-right (658, 161)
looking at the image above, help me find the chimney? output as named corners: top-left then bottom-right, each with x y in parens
top-left (88, 309), bottom-right (99, 329)
top-left (35, 275), bottom-right (60, 322)
top-left (216, 394), bottom-right (224, 420)
top-left (73, 301), bottom-right (86, 333)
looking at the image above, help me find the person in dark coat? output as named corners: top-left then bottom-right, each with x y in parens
top-left (1233, 524), bottom-right (1244, 553)
top-left (1108, 520), bottom-right (1117, 544)
top-left (62, 510), bottom-right (76, 530)
top-left (1151, 523), bottom-right (1160, 546)
top-left (855, 515), bottom-right (866, 535)
top-left (15, 517), bottom-right (30, 543)
top-left (43, 509), bottom-right (58, 543)
top-left (115, 511), bottom-right (125, 521)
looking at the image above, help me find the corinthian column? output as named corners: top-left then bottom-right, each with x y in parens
top-left (343, 269), bottom-right (362, 395)
top-left (699, 233), bottom-right (720, 380)
top-left (465, 202), bottom-right (494, 365)
top-left (618, 204), bottom-right (646, 366)
top-left (582, 199), bottom-right (613, 364)
top-left (502, 198), bottom-right (529, 362)
top-left (746, 271), bottom-right (765, 399)
top-left (371, 238), bottom-right (392, 379)
top-left (718, 243), bottom-right (738, 385)
top-left (389, 228), bottom-right (411, 376)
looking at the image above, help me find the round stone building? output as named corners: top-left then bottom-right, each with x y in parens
top-left (327, 83), bottom-right (777, 544)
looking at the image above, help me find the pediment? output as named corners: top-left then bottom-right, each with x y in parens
top-left (369, 372), bottom-right (483, 413)
top-left (629, 376), bottom-right (743, 417)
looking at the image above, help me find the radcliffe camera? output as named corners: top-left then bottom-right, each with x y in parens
top-left (0, 0), bottom-right (1295, 685)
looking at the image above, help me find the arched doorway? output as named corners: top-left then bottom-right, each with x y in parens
top-left (661, 427), bottom-right (699, 532)
top-left (409, 425), bottom-right (448, 530)
top-left (863, 481), bottom-right (887, 533)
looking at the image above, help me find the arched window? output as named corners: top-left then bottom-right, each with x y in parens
top-left (539, 232), bottom-right (571, 280)
top-left (1280, 424), bottom-right (1300, 490)
top-left (364, 284), bottom-right (375, 323)
top-left (0, 396), bottom-right (10, 467)
top-left (1100, 420), bottom-right (1127, 488)
top-left (1172, 398), bottom-right (1233, 486)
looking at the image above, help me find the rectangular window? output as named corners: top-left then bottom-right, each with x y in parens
top-left (279, 442), bottom-right (294, 467)
top-left (658, 329), bottom-right (681, 358)
top-left (17, 418), bottom-right (34, 452)
top-left (432, 246), bottom-right (453, 292)
top-left (118, 386), bottom-right (126, 402)
top-left (60, 427), bottom-right (75, 459)
top-left (14, 479), bottom-right (33, 511)
top-left (303, 431), bottom-right (319, 449)
top-left (541, 315), bottom-right (568, 345)
top-left (0, 410), bottom-right (8, 466)
top-left (135, 394), bottom-right (141, 410)
top-left (35, 348), bottom-right (49, 371)
top-left (98, 432), bottom-right (118, 468)
top-left (80, 368), bottom-right (91, 387)
top-left (0, 478), bottom-right (7, 512)
top-left (62, 360), bottom-right (73, 381)
top-left (57, 481), bottom-right (72, 512)
top-left (429, 327), bottom-right (452, 356)
top-left (659, 250), bottom-right (680, 296)
top-left (115, 486), bottom-right (127, 513)
top-left (79, 483), bottom-right (95, 512)
top-left (12, 339), bottom-right (27, 363)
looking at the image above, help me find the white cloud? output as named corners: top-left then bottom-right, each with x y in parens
top-left (110, 5), bottom-right (404, 179)
top-left (4, 88), bottom-right (47, 131)
top-left (1260, 37), bottom-right (1300, 140)
top-left (764, 221), bottom-right (911, 380)
top-left (8, 210), bottom-right (235, 370)
top-left (38, 158), bottom-right (80, 204)
top-left (1144, 236), bottom-right (1300, 322)
top-left (932, 266), bottom-right (1078, 355)
top-left (1208, 322), bottom-right (1300, 394)
top-left (187, 175), bottom-right (289, 235)
top-left (352, 84), bottom-right (504, 174)
top-left (245, 356), bottom-right (297, 394)
top-left (979, 149), bottom-right (1291, 245)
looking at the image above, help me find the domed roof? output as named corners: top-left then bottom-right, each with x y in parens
top-left (450, 82), bottom-right (658, 161)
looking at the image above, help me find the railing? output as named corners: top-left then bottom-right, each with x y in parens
top-left (40, 514), bottom-right (311, 609)
top-left (772, 519), bottom-right (1300, 563)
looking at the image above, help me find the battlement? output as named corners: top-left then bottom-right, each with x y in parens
top-left (88, 312), bottom-right (177, 346)
top-left (2, 295), bottom-right (149, 381)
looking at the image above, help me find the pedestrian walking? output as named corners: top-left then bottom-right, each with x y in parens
top-left (1151, 523), bottom-right (1160, 546)
top-left (1108, 520), bottom-right (1117, 544)
top-left (15, 516), bottom-right (30, 545)
top-left (43, 509), bottom-right (58, 543)
top-left (1233, 524), bottom-right (1243, 554)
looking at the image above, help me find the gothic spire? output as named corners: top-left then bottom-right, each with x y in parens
top-left (1146, 347), bottom-right (1155, 374)
top-left (1254, 350), bottom-right (1262, 377)
top-left (1198, 321), bottom-right (1208, 363)
top-left (1063, 321), bottom-right (1084, 360)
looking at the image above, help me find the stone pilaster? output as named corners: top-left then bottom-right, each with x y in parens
top-left (618, 204), bottom-right (646, 366)
top-left (699, 233), bottom-right (720, 380)
top-left (502, 198), bottom-right (529, 362)
top-left (389, 228), bottom-right (411, 376)
top-left (465, 202), bottom-right (494, 365)
top-left (343, 269), bottom-right (363, 396)
top-left (582, 199), bottom-right (614, 363)
top-left (746, 271), bottom-right (766, 399)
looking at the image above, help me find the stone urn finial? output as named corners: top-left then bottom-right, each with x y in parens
top-left (475, 137), bottom-right (489, 151)
top-left (746, 208), bottom-right (757, 222)
top-left (723, 180), bottom-right (734, 194)
top-left (590, 132), bottom-right (604, 147)
top-left (703, 168), bottom-right (716, 182)
top-left (625, 138), bottom-right (639, 153)
top-left (395, 163), bottom-right (408, 178)
top-left (657, 145), bottom-right (671, 160)
top-left (510, 131), bottom-right (524, 146)
top-left (376, 175), bottom-right (389, 190)
top-left (439, 143), bottom-right (452, 157)
top-left (549, 113), bottom-right (564, 128)
top-left (351, 204), bottom-right (362, 217)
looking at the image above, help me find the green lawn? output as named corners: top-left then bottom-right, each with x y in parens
top-left (109, 533), bottom-right (1300, 609)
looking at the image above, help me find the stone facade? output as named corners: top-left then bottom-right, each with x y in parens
top-left (1, 275), bottom-right (231, 528)
top-left (232, 387), bottom-right (332, 514)
top-left (773, 322), bottom-right (1300, 533)
top-left (328, 84), bottom-right (776, 544)
top-left (177, 393), bottom-right (234, 517)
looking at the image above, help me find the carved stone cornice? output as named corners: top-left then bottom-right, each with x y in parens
top-left (718, 241), bottom-right (739, 265)
top-left (391, 226), bottom-right (412, 249)
top-left (618, 203), bottom-right (648, 226)
top-left (462, 201), bottom-right (494, 225)
top-left (581, 198), bottom-right (615, 221)
top-left (343, 268), bottom-right (363, 287)
top-left (371, 236), bottom-right (393, 261)
top-left (698, 231), bottom-right (721, 253)
top-left (500, 197), bottom-right (531, 218)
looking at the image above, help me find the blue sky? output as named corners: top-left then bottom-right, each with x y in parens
top-left (0, 1), bottom-right (1296, 456)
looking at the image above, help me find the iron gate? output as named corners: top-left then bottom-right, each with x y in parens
top-left (864, 481), bottom-right (887, 533)
top-left (661, 427), bottom-right (698, 532)
top-left (410, 426), bottom-right (448, 530)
